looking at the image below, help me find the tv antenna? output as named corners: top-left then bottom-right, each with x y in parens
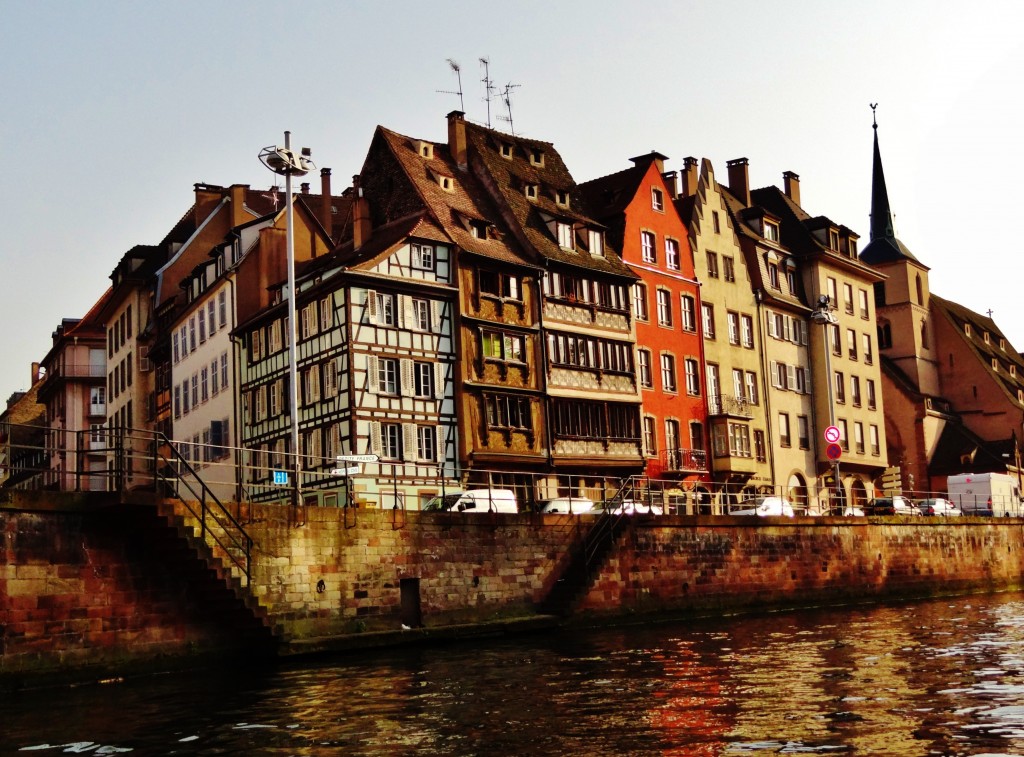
top-left (496, 81), bottom-right (520, 135)
top-left (437, 59), bottom-right (464, 112)
top-left (480, 57), bottom-right (496, 128)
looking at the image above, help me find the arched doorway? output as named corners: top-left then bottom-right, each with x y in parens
top-left (851, 478), bottom-right (868, 508)
top-left (787, 472), bottom-right (808, 513)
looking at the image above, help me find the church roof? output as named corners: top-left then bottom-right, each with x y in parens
top-left (860, 116), bottom-right (923, 266)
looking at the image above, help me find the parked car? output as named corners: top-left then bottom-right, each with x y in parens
top-left (538, 496), bottom-right (596, 514)
top-left (594, 499), bottom-right (665, 516)
top-left (917, 498), bottom-right (963, 517)
top-left (729, 496), bottom-right (795, 517)
top-left (423, 489), bottom-right (519, 513)
top-left (864, 496), bottom-right (916, 515)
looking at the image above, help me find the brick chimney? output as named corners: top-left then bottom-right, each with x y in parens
top-left (300, 182), bottom-right (310, 195)
top-left (448, 110), bottom-right (467, 168)
top-left (352, 175), bottom-right (372, 249)
top-left (661, 171), bottom-right (678, 200)
top-left (31, 362), bottom-right (41, 385)
top-left (680, 157), bottom-right (699, 197)
top-left (727, 158), bottom-right (750, 206)
top-left (783, 171), bottom-right (801, 207)
top-left (229, 184), bottom-right (250, 227)
top-left (320, 168), bottom-right (333, 233)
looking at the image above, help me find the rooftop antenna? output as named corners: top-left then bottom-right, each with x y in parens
top-left (437, 59), bottom-right (464, 112)
top-left (480, 57), bottom-right (496, 128)
top-left (496, 81), bottom-right (520, 135)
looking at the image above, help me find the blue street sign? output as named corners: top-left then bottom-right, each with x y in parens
top-left (272, 470), bottom-right (288, 486)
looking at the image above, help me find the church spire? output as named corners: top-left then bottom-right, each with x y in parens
top-left (870, 104), bottom-right (895, 241)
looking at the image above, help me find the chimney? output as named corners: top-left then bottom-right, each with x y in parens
top-left (352, 174), bottom-right (372, 249)
top-left (681, 157), bottom-right (699, 197)
top-left (448, 110), bottom-right (467, 167)
top-left (31, 362), bottom-right (41, 384)
top-left (661, 171), bottom-right (678, 200)
top-left (229, 184), bottom-right (250, 227)
top-left (300, 182), bottom-right (310, 195)
top-left (727, 158), bottom-right (750, 206)
top-left (783, 171), bottom-right (801, 207)
top-left (320, 168), bottom-right (333, 233)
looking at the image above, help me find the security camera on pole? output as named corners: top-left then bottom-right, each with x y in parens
top-left (259, 134), bottom-right (315, 511)
top-left (811, 294), bottom-right (842, 513)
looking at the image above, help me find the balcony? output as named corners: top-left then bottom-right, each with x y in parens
top-left (661, 447), bottom-right (708, 474)
top-left (707, 394), bottom-right (754, 418)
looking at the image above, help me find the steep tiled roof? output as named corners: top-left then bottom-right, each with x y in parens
top-left (577, 164), bottom-right (647, 256)
top-left (930, 422), bottom-right (1018, 476)
top-left (859, 235), bottom-right (922, 266)
top-left (463, 122), bottom-right (635, 279)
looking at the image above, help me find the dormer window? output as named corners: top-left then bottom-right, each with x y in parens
top-left (984, 331), bottom-right (991, 344)
top-left (1018, 389), bottom-right (1024, 403)
top-left (764, 220), bottom-right (779, 242)
top-left (768, 263), bottom-right (780, 289)
top-left (525, 183), bottom-right (539, 200)
top-left (440, 176), bottom-right (453, 191)
top-left (828, 229), bottom-right (839, 250)
top-left (964, 323), bottom-right (972, 337)
top-left (556, 190), bottom-right (570, 207)
top-left (848, 238), bottom-right (858, 256)
top-left (651, 187), bottom-right (664, 211)
top-left (1000, 338), bottom-right (1007, 350)
top-left (556, 221), bottom-right (574, 249)
top-left (992, 358), bottom-right (999, 371)
top-left (417, 141), bottom-right (434, 159)
top-left (1011, 365), bottom-right (1017, 377)
top-left (500, 142), bottom-right (513, 159)
top-left (470, 220), bottom-right (488, 239)
top-left (588, 229), bottom-right (604, 257)
top-left (529, 148), bottom-right (544, 167)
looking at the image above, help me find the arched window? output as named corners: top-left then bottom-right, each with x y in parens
top-left (916, 274), bottom-right (924, 305)
top-left (921, 320), bottom-right (929, 349)
top-left (878, 321), bottom-right (893, 349)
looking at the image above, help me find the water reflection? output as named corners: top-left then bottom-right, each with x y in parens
top-left (10, 594), bottom-right (1024, 754)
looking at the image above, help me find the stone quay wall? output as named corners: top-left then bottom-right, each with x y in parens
top-left (4, 493), bottom-right (1024, 683)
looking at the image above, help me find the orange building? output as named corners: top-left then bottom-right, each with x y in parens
top-left (580, 152), bottom-right (708, 482)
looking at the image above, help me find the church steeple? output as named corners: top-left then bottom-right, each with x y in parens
top-left (870, 104), bottom-right (895, 242)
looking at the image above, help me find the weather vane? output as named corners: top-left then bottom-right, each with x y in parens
top-left (870, 103), bottom-right (878, 129)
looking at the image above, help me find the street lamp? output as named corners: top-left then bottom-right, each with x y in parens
top-left (811, 294), bottom-right (841, 513)
top-left (259, 133), bottom-right (314, 510)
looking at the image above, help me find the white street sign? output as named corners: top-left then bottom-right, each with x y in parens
top-left (330, 466), bottom-right (361, 476)
top-left (823, 425), bottom-right (841, 444)
top-left (336, 454), bottom-right (380, 463)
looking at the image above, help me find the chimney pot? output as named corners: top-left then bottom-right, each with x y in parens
top-left (783, 170), bottom-right (801, 207)
top-left (320, 168), bottom-right (333, 233)
top-left (681, 157), bottom-right (699, 197)
top-left (726, 158), bottom-right (750, 206)
top-left (661, 171), bottom-right (678, 200)
top-left (300, 182), bottom-right (310, 194)
top-left (448, 111), bottom-right (468, 167)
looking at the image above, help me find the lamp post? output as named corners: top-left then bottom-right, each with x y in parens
top-left (259, 133), bottom-right (314, 510)
top-left (811, 294), bottom-right (841, 513)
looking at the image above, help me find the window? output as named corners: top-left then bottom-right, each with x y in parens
top-left (501, 142), bottom-right (513, 159)
top-left (727, 312), bottom-right (740, 345)
top-left (787, 268), bottom-right (797, 293)
top-left (412, 243), bottom-right (434, 270)
top-left (830, 324), bottom-right (841, 356)
top-left (665, 238), bottom-right (679, 270)
top-left (843, 283), bottom-right (854, 313)
top-left (220, 352), bottom-right (228, 389)
top-left (198, 310), bottom-right (207, 344)
top-left (376, 292), bottom-right (397, 326)
top-left (680, 295), bottom-right (696, 332)
top-left (660, 353), bottom-right (677, 393)
top-left (380, 423), bottom-right (402, 460)
top-left (854, 422), bottom-right (865, 454)
top-left (301, 302), bottom-right (317, 340)
top-left (305, 365), bottom-right (320, 404)
top-left (827, 277), bottom-right (838, 305)
top-left (720, 260), bottom-right (737, 284)
top-left (201, 367), bottom-right (209, 403)
top-left (847, 329), bottom-right (858, 360)
top-left (657, 289), bottom-right (673, 327)
top-left (779, 412), bottom-right (791, 447)
top-left (637, 349), bottom-right (653, 388)
top-left (764, 220), bottom-right (779, 241)
top-left (320, 297), bottom-right (332, 332)
top-left (707, 251), bottom-right (719, 278)
top-left (413, 298), bottom-right (431, 331)
top-left (483, 330), bottom-right (525, 362)
top-left (588, 229), bottom-right (604, 257)
top-left (172, 332), bottom-right (180, 364)
top-left (173, 386), bottom-right (181, 419)
top-left (768, 263), bottom-right (780, 289)
top-left (189, 318), bottom-right (197, 352)
top-left (480, 270), bottom-right (522, 300)
top-left (838, 419), bottom-right (849, 451)
top-left (643, 417), bottom-right (657, 456)
top-left (208, 301), bottom-right (217, 335)
top-left (378, 358), bottom-right (399, 395)
top-left (870, 424), bottom-right (880, 455)
top-left (633, 283), bottom-right (648, 321)
top-left (556, 221), bottom-right (574, 249)
top-left (664, 419), bottom-right (679, 458)
top-left (702, 303), bottom-right (715, 339)
top-left (690, 421), bottom-right (705, 452)
top-left (797, 415), bottom-right (809, 449)
top-left (732, 369), bottom-right (744, 400)
top-left (529, 148), bottom-right (544, 166)
top-left (744, 371), bottom-right (758, 404)
top-left (191, 373), bottom-right (198, 407)
top-left (712, 211), bottom-right (721, 233)
top-left (218, 290), bottom-right (227, 329)
top-left (851, 376), bottom-right (861, 407)
top-left (486, 394), bottom-right (532, 430)
top-left (685, 359), bottom-right (700, 396)
top-left (268, 320), bottom-right (282, 353)
top-left (652, 187), bottom-right (664, 211)
top-left (417, 426), bottom-right (437, 462)
top-left (835, 371), bottom-right (845, 403)
top-left (525, 183), bottom-right (539, 200)
top-left (859, 288), bottom-right (869, 319)
top-left (556, 190), bottom-right (570, 207)
top-left (413, 361), bottom-right (433, 398)
top-left (641, 231), bottom-right (656, 263)
top-left (867, 379), bottom-right (877, 410)
top-left (863, 333), bottom-right (873, 364)
top-left (754, 430), bottom-right (766, 462)
top-left (730, 423), bottom-right (751, 457)
top-left (741, 315), bottom-right (754, 348)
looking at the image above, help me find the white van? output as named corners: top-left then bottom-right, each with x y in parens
top-left (947, 472), bottom-right (1023, 516)
top-left (423, 489), bottom-right (519, 514)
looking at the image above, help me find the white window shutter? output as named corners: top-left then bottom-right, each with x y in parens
top-left (431, 301), bottom-right (441, 332)
top-left (787, 364), bottom-right (797, 390)
top-left (402, 423), bottom-right (417, 461)
top-left (436, 424), bottom-right (446, 464)
top-left (766, 311), bottom-right (776, 338)
top-left (400, 359), bottom-right (414, 395)
top-left (369, 422), bottom-right (382, 455)
top-left (770, 360), bottom-right (780, 388)
top-left (434, 361), bottom-right (445, 399)
top-left (401, 295), bottom-right (414, 329)
top-left (367, 355), bottom-right (379, 393)
top-left (366, 290), bottom-right (378, 323)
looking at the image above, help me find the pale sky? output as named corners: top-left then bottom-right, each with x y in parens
top-left (3, 0), bottom-right (1023, 403)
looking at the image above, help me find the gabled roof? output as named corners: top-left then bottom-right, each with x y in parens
top-left (463, 121), bottom-right (635, 279)
top-left (930, 422), bottom-right (1019, 476)
top-left (577, 163), bottom-right (653, 258)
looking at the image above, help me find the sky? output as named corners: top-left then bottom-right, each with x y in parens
top-left (2, 0), bottom-right (1023, 403)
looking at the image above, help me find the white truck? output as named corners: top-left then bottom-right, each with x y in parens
top-left (946, 472), bottom-right (1024, 516)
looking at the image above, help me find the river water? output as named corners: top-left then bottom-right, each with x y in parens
top-left (8, 592), bottom-right (1024, 756)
